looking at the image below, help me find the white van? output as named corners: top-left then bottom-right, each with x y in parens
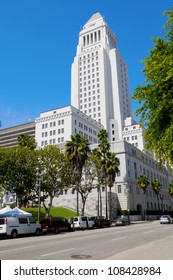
top-left (72, 216), bottom-right (95, 230)
top-left (0, 215), bottom-right (41, 238)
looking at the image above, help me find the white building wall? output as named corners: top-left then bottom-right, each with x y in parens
top-left (71, 13), bottom-right (133, 142)
top-left (35, 105), bottom-right (103, 148)
top-left (51, 140), bottom-right (173, 217)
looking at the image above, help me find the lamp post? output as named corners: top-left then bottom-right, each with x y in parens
top-left (124, 184), bottom-right (130, 221)
top-left (36, 170), bottom-right (41, 223)
top-left (38, 184), bottom-right (41, 223)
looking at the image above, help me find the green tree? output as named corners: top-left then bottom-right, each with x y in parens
top-left (94, 129), bottom-right (119, 220)
top-left (0, 146), bottom-right (37, 207)
top-left (105, 151), bottom-right (120, 221)
top-left (37, 145), bottom-right (72, 217)
top-left (97, 129), bottom-right (110, 218)
top-left (78, 155), bottom-right (97, 215)
top-left (18, 134), bottom-right (37, 150)
top-left (133, 7), bottom-right (173, 164)
top-left (152, 180), bottom-right (162, 210)
top-left (137, 175), bottom-right (150, 220)
top-left (90, 149), bottom-right (104, 216)
top-left (168, 183), bottom-right (173, 198)
top-left (65, 134), bottom-right (90, 215)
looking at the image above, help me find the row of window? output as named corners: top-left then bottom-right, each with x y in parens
top-left (79, 56), bottom-right (98, 66)
top-left (80, 98), bottom-right (100, 105)
top-left (42, 128), bottom-right (64, 137)
top-left (126, 160), bottom-right (168, 188)
top-left (83, 31), bottom-right (101, 47)
top-left (41, 137), bottom-right (64, 146)
top-left (124, 126), bottom-right (137, 131)
top-left (42, 119), bottom-right (64, 129)
top-left (80, 91), bottom-right (100, 99)
top-left (79, 51), bottom-right (98, 60)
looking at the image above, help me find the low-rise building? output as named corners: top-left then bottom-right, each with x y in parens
top-left (51, 140), bottom-right (173, 218)
top-left (35, 105), bottom-right (104, 148)
top-left (0, 122), bottom-right (35, 147)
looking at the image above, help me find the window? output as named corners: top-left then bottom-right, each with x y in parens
top-left (19, 218), bottom-right (28, 224)
top-left (29, 217), bottom-right (36, 224)
top-left (118, 185), bottom-right (121, 193)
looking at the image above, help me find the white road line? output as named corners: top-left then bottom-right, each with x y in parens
top-left (143, 230), bottom-right (153, 234)
top-left (41, 248), bottom-right (75, 257)
top-left (0, 245), bottom-right (35, 254)
top-left (112, 236), bottom-right (127, 241)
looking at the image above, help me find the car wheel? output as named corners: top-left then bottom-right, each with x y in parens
top-left (11, 230), bottom-right (18, 239)
top-left (54, 227), bottom-right (59, 234)
top-left (35, 228), bottom-right (41, 236)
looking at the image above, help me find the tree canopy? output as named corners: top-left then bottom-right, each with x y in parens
top-left (132, 7), bottom-right (173, 164)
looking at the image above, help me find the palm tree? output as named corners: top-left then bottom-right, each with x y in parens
top-left (95, 129), bottom-right (119, 220)
top-left (137, 175), bottom-right (150, 220)
top-left (97, 129), bottom-right (110, 218)
top-left (152, 180), bottom-right (162, 210)
top-left (168, 183), bottom-right (173, 198)
top-left (18, 134), bottom-right (36, 150)
top-left (65, 134), bottom-right (90, 215)
top-left (90, 149), bottom-right (103, 216)
top-left (105, 151), bottom-right (120, 221)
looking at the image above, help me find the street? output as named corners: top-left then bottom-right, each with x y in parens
top-left (0, 221), bottom-right (173, 260)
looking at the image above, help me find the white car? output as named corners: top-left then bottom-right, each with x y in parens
top-left (72, 216), bottom-right (95, 230)
top-left (0, 215), bottom-right (41, 238)
top-left (160, 215), bottom-right (173, 224)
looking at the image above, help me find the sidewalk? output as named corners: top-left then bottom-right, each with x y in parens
top-left (106, 234), bottom-right (173, 260)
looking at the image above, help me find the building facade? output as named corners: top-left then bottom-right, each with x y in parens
top-left (0, 122), bottom-right (35, 147)
top-left (52, 140), bottom-right (173, 217)
top-left (1, 12), bottom-right (173, 218)
top-left (71, 12), bottom-right (132, 142)
top-left (35, 105), bottom-right (103, 148)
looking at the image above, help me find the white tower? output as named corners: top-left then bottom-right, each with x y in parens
top-left (71, 12), bottom-right (132, 141)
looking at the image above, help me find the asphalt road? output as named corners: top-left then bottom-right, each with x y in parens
top-left (0, 221), bottom-right (173, 260)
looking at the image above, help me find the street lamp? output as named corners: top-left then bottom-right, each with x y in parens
top-left (124, 184), bottom-right (130, 221)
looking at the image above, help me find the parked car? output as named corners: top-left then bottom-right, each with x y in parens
top-left (160, 215), bottom-right (173, 224)
top-left (114, 217), bottom-right (130, 226)
top-left (40, 217), bottom-right (72, 234)
top-left (71, 216), bottom-right (95, 230)
top-left (0, 215), bottom-right (41, 238)
top-left (90, 216), bottom-right (111, 228)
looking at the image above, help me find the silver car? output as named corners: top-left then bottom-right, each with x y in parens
top-left (160, 215), bottom-right (173, 224)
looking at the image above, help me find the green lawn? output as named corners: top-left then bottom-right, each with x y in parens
top-left (22, 207), bottom-right (77, 222)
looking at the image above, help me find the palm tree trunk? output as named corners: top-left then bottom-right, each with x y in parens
top-left (105, 185), bottom-right (108, 219)
top-left (76, 187), bottom-right (79, 216)
top-left (100, 188), bottom-right (102, 216)
top-left (97, 187), bottom-right (100, 216)
top-left (157, 195), bottom-right (160, 211)
top-left (143, 193), bottom-right (146, 221)
top-left (109, 186), bottom-right (112, 221)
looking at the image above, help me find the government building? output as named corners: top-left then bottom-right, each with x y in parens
top-left (1, 13), bottom-right (173, 217)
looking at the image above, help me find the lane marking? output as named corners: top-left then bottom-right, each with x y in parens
top-left (143, 230), bottom-right (153, 234)
top-left (112, 236), bottom-right (127, 241)
top-left (0, 245), bottom-right (35, 254)
top-left (41, 248), bottom-right (75, 257)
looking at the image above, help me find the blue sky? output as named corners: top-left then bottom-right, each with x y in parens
top-left (0, 0), bottom-right (172, 128)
